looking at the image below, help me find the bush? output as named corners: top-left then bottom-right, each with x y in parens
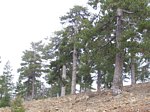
top-left (11, 96), bottom-right (25, 112)
top-left (0, 94), bottom-right (10, 107)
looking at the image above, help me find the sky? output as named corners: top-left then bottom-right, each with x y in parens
top-left (0, 0), bottom-right (88, 77)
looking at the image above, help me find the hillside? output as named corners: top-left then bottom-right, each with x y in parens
top-left (0, 82), bottom-right (150, 112)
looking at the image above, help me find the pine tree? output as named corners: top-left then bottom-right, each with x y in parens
top-left (38, 32), bottom-right (71, 97)
top-left (88, 0), bottom-right (149, 93)
top-left (60, 5), bottom-right (91, 94)
top-left (17, 42), bottom-right (43, 100)
top-left (0, 61), bottom-right (14, 107)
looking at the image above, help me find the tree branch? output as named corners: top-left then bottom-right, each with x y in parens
top-left (122, 10), bottom-right (134, 14)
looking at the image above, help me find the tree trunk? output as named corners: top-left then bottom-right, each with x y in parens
top-left (85, 88), bottom-right (91, 92)
top-left (97, 70), bottom-right (102, 91)
top-left (61, 65), bottom-right (66, 96)
top-left (25, 81), bottom-right (30, 101)
top-left (71, 45), bottom-right (77, 94)
top-left (131, 56), bottom-right (136, 85)
top-left (31, 76), bottom-right (35, 99)
top-left (80, 76), bottom-right (84, 93)
top-left (57, 93), bottom-right (59, 98)
top-left (112, 8), bottom-right (124, 95)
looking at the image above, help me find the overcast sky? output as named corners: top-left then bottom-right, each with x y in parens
top-left (0, 0), bottom-right (88, 76)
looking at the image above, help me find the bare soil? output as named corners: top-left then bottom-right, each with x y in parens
top-left (0, 82), bottom-right (150, 112)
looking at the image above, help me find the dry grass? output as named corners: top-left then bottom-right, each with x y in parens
top-left (0, 82), bottom-right (150, 112)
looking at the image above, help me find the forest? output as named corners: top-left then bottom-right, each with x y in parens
top-left (0, 0), bottom-right (149, 108)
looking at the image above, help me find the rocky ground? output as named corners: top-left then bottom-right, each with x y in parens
top-left (0, 82), bottom-right (150, 112)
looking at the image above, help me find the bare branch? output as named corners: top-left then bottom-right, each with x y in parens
top-left (122, 10), bottom-right (134, 14)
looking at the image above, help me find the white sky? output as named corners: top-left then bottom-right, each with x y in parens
top-left (0, 0), bottom-right (88, 77)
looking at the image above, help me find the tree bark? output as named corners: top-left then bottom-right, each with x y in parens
top-left (61, 65), bottom-right (66, 96)
top-left (112, 8), bottom-right (124, 95)
top-left (80, 76), bottom-right (84, 93)
top-left (31, 76), bottom-right (35, 99)
top-left (131, 56), bottom-right (136, 85)
top-left (71, 45), bottom-right (77, 94)
top-left (97, 70), bottom-right (102, 91)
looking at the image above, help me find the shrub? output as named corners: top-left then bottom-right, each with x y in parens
top-left (0, 94), bottom-right (10, 107)
top-left (11, 96), bottom-right (25, 112)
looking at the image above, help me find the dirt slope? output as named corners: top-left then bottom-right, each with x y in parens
top-left (0, 82), bottom-right (150, 112)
